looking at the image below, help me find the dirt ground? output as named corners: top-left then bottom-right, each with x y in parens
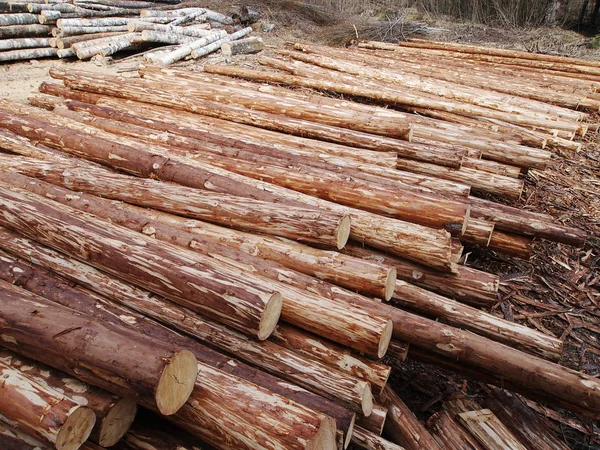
top-left (1, 6), bottom-right (600, 449)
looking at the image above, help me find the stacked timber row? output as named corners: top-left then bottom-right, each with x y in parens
top-left (0, 40), bottom-right (596, 449)
top-left (0, 4), bottom-right (257, 62)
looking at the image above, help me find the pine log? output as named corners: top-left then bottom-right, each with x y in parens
top-left (488, 230), bottom-right (534, 259)
top-left (221, 36), bottom-right (263, 56)
top-left (460, 157), bottom-right (522, 178)
top-left (391, 280), bottom-right (562, 360)
top-left (343, 243), bottom-right (498, 307)
top-left (352, 427), bottom-right (404, 450)
top-left (0, 279), bottom-right (197, 415)
top-left (355, 404), bottom-right (387, 435)
top-left (444, 400), bottom-right (527, 450)
top-left (0, 421), bottom-right (50, 450)
top-left (469, 196), bottom-right (587, 246)
top-left (455, 218), bottom-right (494, 247)
top-left (396, 158), bottom-right (524, 199)
top-left (38, 80), bottom-right (100, 101)
top-left (0, 36), bottom-right (49, 50)
top-left (205, 62), bottom-right (583, 135)
top-left (0, 182), bottom-right (283, 340)
top-left (0, 169), bottom-right (390, 359)
top-left (0, 46), bottom-right (56, 61)
top-left (482, 388), bottom-right (571, 450)
top-left (64, 97), bottom-right (399, 171)
top-left (0, 360), bottom-right (96, 450)
top-left (0, 12), bottom-right (37, 25)
top-left (0, 349), bottom-right (136, 447)
top-left (427, 410), bottom-right (485, 450)
top-left (385, 340), bottom-right (410, 363)
top-left (382, 386), bottom-right (443, 450)
top-left (0, 128), bottom-right (61, 158)
top-left (0, 229), bottom-right (356, 448)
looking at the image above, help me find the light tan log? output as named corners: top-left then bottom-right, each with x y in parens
top-left (488, 230), bottom-right (534, 259)
top-left (391, 280), bottom-right (562, 360)
top-left (461, 157), bottom-right (522, 178)
top-left (352, 427), bottom-right (404, 450)
top-left (0, 279), bottom-right (197, 416)
top-left (0, 181), bottom-right (283, 339)
top-left (469, 196), bottom-right (587, 246)
top-left (0, 421), bottom-right (50, 450)
top-left (0, 103), bottom-right (350, 249)
top-left (0, 359), bottom-right (95, 450)
top-left (381, 386), bottom-right (443, 450)
top-left (444, 400), bottom-right (528, 450)
top-left (427, 410), bottom-right (485, 450)
top-left (396, 158), bottom-right (524, 198)
top-left (355, 404), bottom-right (387, 435)
top-left (0, 12), bottom-right (38, 25)
top-left (343, 243), bottom-right (498, 307)
top-left (0, 350), bottom-right (136, 447)
top-left (46, 69), bottom-right (458, 272)
top-left (221, 36), bottom-right (263, 56)
top-left (454, 217), bottom-right (494, 247)
top-left (482, 388), bottom-right (571, 450)
top-left (38, 9), bottom-right (60, 23)
top-left (0, 232), bottom-right (356, 448)
top-left (0, 36), bottom-right (49, 50)
top-left (0, 46), bottom-right (56, 61)
top-left (0, 20), bottom-right (50, 35)
top-left (56, 47), bottom-right (73, 58)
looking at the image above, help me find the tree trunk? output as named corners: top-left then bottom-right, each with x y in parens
top-left (0, 13), bottom-right (38, 25)
top-left (127, 20), bottom-right (213, 35)
top-left (0, 24), bottom-right (50, 38)
top-left (0, 182), bottom-right (283, 340)
top-left (0, 362), bottom-right (96, 450)
top-left (0, 36), bottom-right (49, 50)
top-left (0, 421), bottom-right (50, 450)
top-left (0, 350), bottom-right (136, 448)
top-left (427, 410), bottom-right (485, 450)
top-left (382, 386), bottom-right (443, 450)
top-left (0, 280), bottom-right (197, 416)
top-left (352, 427), bottom-right (404, 450)
top-left (221, 36), bottom-right (263, 56)
top-left (355, 404), bottom-right (387, 435)
top-left (488, 230), bottom-right (534, 259)
top-left (71, 33), bottom-right (133, 58)
top-left (54, 31), bottom-right (123, 48)
top-left (138, 29), bottom-right (196, 44)
top-left (0, 231), bottom-right (356, 447)
top-left (0, 46), bottom-right (56, 61)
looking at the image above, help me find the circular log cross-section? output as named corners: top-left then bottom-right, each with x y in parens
top-left (96, 398), bottom-right (138, 446)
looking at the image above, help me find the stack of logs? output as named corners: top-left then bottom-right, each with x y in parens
top-left (0, 39), bottom-right (597, 450)
top-left (0, 3), bottom-right (257, 62)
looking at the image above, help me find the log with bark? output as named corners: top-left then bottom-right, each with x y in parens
top-left (0, 46), bottom-right (56, 61)
top-left (0, 228), bottom-right (357, 448)
top-left (0, 12), bottom-right (38, 25)
top-left (221, 36), bottom-right (263, 56)
top-left (0, 360), bottom-right (96, 450)
top-left (427, 410), bottom-right (485, 450)
top-left (0, 36), bottom-right (49, 50)
top-left (0, 181), bottom-right (283, 340)
top-left (352, 427), bottom-right (404, 450)
top-left (0, 349), bottom-right (137, 447)
top-left (0, 279), bottom-right (197, 415)
top-left (0, 421), bottom-right (50, 450)
top-left (0, 23), bottom-right (50, 38)
top-left (355, 403), bottom-right (387, 435)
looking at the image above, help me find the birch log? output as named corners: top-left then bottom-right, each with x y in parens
top-left (0, 182), bottom-right (283, 340)
top-left (0, 36), bottom-right (49, 50)
top-left (0, 350), bottom-right (136, 447)
top-left (0, 12), bottom-right (38, 25)
top-left (0, 47), bottom-right (56, 61)
top-left (127, 20), bottom-right (213, 36)
top-left (138, 30), bottom-right (196, 44)
top-left (55, 31), bottom-right (122, 48)
top-left (0, 280), bottom-right (197, 415)
top-left (221, 36), bottom-right (263, 56)
top-left (0, 360), bottom-right (96, 450)
top-left (0, 229), bottom-right (356, 448)
top-left (148, 28), bottom-right (233, 65)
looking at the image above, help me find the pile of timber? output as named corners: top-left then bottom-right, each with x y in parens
top-left (0, 3), bottom-right (256, 62)
top-left (0, 39), bottom-right (597, 450)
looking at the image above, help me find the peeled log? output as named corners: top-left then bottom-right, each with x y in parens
top-left (0, 47), bottom-right (56, 61)
top-left (355, 404), bottom-right (388, 435)
top-left (427, 410), bottom-right (485, 450)
top-left (0, 182), bottom-right (283, 340)
top-left (0, 230), bottom-right (356, 448)
top-left (221, 36), bottom-right (263, 56)
top-left (0, 421), bottom-right (50, 450)
top-left (0, 279), bottom-right (197, 415)
top-left (488, 230), bottom-right (534, 259)
top-left (352, 427), bottom-right (404, 450)
top-left (114, 420), bottom-right (214, 450)
top-left (0, 359), bottom-right (96, 450)
top-left (0, 24), bottom-right (50, 38)
top-left (391, 280), bottom-right (562, 360)
top-left (0, 349), bottom-right (136, 447)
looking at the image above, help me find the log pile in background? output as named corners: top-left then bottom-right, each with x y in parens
top-left (0, 3), bottom-right (257, 62)
top-left (0, 38), bottom-right (597, 450)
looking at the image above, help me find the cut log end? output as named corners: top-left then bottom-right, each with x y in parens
top-left (361, 381), bottom-right (374, 417)
top-left (309, 416), bottom-right (337, 450)
top-left (378, 319), bottom-right (393, 359)
top-left (336, 214), bottom-right (351, 249)
top-left (258, 291), bottom-right (283, 340)
top-left (56, 406), bottom-right (96, 450)
top-left (384, 268), bottom-right (397, 301)
top-left (406, 124), bottom-right (414, 142)
top-left (344, 413), bottom-right (357, 449)
top-left (97, 398), bottom-right (137, 447)
top-left (155, 349), bottom-right (198, 415)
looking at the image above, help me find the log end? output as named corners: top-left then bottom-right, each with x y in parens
top-left (384, 268), bottom-right (397, 301)
top-left (308, 415), bottom-right (338, 450)
top-left (336, 214), bottom-right (351, 250)
top-left (97, 398), bottom-right (137, 447)
top-left (56, 406), bottom-right (96, 450)
top-left (361, 381), bottom-right (374, 417)
top-left (377, 319), bottom-right (393, 359)
top-left (343, 413), bottom-right (357, 449)
top-left (258, 291), bottom-right (283, 341)
top-left (155, 349), bottom-right (198, 415)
